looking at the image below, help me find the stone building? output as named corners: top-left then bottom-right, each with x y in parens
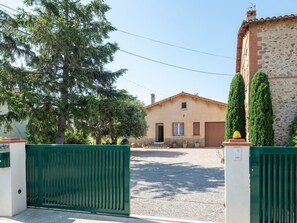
top-left (236, 10), bottom-right (297, 145)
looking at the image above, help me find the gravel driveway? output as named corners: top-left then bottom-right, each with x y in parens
top-left (130, 148), bottom-right (225, 223)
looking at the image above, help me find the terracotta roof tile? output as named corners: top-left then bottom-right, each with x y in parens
top-left (246, 14), bottom-right (297, 24)
top-left (146, 91), bottom-right (227, 110)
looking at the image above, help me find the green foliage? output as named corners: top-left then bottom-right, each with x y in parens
top-left (249, 71), bottom-right (274, 146)
top-left (74, 90), bottom-right (148, 143)
top-left (26, 106), bottom-right (57, 144)
top-left (0, 0), bottom-right (125, 143)
top-left (289, 114), bottom-right (297, 146)
top-left (114, 96), bottom-right (148, 139)
top-left (64, 131), bottom-right (91, 144)
top-left (225, 73), bottom-right (246, 141)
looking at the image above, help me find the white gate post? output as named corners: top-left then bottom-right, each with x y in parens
top-left (223, 139), bottom-right (251, 223)
top-left (0, 138), bottom-right (27, 217)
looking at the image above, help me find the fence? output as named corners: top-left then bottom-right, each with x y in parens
top-left (250, 146), bottom-right (297, 222)
top-left (26, 144), bottom-right (130, 216)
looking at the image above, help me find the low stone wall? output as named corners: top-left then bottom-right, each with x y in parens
top-left (128, 137), bottom-right (205, 148)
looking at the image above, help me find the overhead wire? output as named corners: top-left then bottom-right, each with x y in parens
top-left (0, 3), bottom-right (18, 13)
top-left (117, 29), bottom-right (235, 60)
top-left (121, 77), bottom-right (170, 97)
top-left (119, 49), bottom-right (233, 77)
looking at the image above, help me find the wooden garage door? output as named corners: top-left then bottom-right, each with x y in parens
top-left (205, 122), bottom-right (225, 147)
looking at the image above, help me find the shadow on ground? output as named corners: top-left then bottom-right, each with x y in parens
top-left (131, 151), bottom-right (224, 200)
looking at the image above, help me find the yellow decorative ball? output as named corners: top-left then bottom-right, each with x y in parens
top-left (233, 131), bottom-right (241, 139)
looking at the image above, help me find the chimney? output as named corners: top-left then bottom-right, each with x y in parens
top-left (151, 93), bottom-right (155, 104)
top-left (246, 9), bottom-right (256, 21)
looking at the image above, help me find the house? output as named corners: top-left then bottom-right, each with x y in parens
top-left (134, 92), bottom-right (227, 148)
top-left (236, 9), bottom-right (297, 145)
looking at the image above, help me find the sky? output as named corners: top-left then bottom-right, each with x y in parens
top-left (1, 0), bottom-right (297, 105)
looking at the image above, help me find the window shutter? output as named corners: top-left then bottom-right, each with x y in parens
top-left (193, 122), bottom-right (200, 136)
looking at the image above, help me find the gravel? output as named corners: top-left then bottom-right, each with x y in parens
top-left (130, 148), bottom-right (225, 223)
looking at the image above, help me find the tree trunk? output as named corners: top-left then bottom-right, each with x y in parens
top-left (56, 110), bottom-right (66, 144)
top-left (96, 135), bottom-right (102, 144)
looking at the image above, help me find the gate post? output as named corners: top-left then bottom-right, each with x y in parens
top-left (223, 139), bottom-right (251, 223)
top-left (0, 138), bottom-right (27, 217)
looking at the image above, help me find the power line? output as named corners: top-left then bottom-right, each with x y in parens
top-left (0, 3), bottom-right (18, 13)
top-left (117, 29), bottom-right (235, 60)
top-left (119, 49), bottom-right (233, 77)
top-left (121, 77), bottom-right (170, 97)
top-left (0, 3), bottom-right (235, 60)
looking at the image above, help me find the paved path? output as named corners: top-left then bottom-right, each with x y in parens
top-left (0, 208), bottom-right (216, 223)
top-left (130, 148), bottom-right (225, 223)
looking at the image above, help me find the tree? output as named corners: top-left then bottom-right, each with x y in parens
top-left (249, 71), bottom-right (274, 146)
top-left (112, 94), bottom-right (148, 140)
top-left (289, 114), bottom-right (297, 146)
top-left (225, 73), bottom-right (246, 141)
top-left (0, 0), bottom-right (125, 143)
top-left (74, 90), bottom-right (148, 144)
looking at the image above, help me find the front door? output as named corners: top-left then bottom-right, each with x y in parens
top-left (155, 123), bottom-right (164, 142)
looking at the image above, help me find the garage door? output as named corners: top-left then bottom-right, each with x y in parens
top-left (205, 122), bottom-right (225, 147)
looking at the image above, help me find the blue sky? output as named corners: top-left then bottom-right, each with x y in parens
top-left (1, 0), bottom-right (297, 105)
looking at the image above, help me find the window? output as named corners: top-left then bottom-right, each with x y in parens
top-left (181, 102), bottom-right (187, 109)
top-left (172, 122), bottom-right (184, 136)
top-left (193, 122), bottom-right (200, 136)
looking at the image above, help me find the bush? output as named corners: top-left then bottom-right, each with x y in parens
top-left (289, 114), bottom-right (297, 146)
top-left (249, 71), bottom-right (274, 146)
top-left (65, 131), bottom-right (91, 144)
top-left (225, 73), bottom-right (246, 141)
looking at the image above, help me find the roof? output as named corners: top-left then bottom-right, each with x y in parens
top-left (236, 13), bottom-right (297, 73)
top-left (244, 14), bottom-right (297, 25)
top-left (146, 92), bottom-right (227, 110)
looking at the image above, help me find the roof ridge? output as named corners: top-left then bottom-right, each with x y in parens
top-left (146, 92), bottom-right (226, 109)
top-left (246, 13), bottom-right (297, 24)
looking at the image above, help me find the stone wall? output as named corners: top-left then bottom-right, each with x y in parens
top-left (253, 19), bottom-right (297, 145)
top-left (128, 137), bottom-right (205, 148)
top-left (269, 77), bottom-right (297, 145)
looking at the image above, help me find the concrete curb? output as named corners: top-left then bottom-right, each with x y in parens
top-left (0, 208), bottom-right (220, 223)
top-left (131, 214), bottom-right (219, 223)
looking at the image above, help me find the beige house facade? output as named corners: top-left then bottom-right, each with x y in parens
top-left (135, 92), bottom-right (227, 148)
top-left (236, 10), bottom-right (297, 145)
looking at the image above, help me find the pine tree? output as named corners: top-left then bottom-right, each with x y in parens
top-left (225, 73), bottom-right (246, 141)
top-left (0, 0), bottom-right (125, 143)
top-left (249, 71), bottom-right (274, 146)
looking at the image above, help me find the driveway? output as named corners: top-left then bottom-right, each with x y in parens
top-left (130, 148), bottom-right (225, 223)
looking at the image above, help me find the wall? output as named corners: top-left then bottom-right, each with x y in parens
top-left (241, 18), bottom-right (297, 145)
top-left (136, 95), bottom-right (226, 147)
top-left (240, 33), bottom-right (250, 137)
top-left (256, 19), bottom-right (297, 145)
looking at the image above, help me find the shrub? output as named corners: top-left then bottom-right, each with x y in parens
top-left (64, 131), bottom-right (91, 144)
top-left (225, 73), bottom-right (246, 141)
top-left (289, 114), bottom-right (297, 146)
top-left (249, 71), bottom-right (274, 146)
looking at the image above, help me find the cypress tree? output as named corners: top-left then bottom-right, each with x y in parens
top-left (225, 73), bottom-right (246, 141)
top-left (249, 71), bottom-right (274, 146)
top-left (289, 114), bottom-right (297, 146)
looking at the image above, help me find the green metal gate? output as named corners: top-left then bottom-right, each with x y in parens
top-left (26, 144), bottom-right (130, 216)
top-left (250, 146), bottom-right (297, 223)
